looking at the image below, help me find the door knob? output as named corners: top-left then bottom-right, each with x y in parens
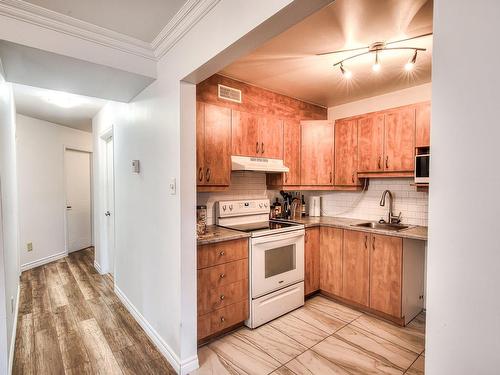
top-left (66, 206), bottom-right (72, 209)
top-left (105, 211), bottom-right (111, 216)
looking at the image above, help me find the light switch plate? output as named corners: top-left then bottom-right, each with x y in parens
top-left (27, 242), bottom-right (33, 252)
top-left (132, 160), bottom-right (140, 174)
top-left (169, 178), bottom-right (176, 195)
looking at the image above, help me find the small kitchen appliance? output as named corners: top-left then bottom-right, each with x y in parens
top-left (415, 147), bottom-right (430, 183)
top-left (216, 199), bottom-right (305, 328)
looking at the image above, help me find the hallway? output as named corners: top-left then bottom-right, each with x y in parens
top-left (12, 248), bottom-right (176, 374)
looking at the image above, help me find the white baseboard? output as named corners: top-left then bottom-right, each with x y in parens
top-left (20, 251), bottom-right (67, 271)
top-left (8, 284), bottom-right (20, 374)
top-left (94, 261), bottom-right (103, 274)
top-left (114, 285), bottom-right (199, 374)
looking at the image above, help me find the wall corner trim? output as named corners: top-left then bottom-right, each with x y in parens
top-left (20, 250), bottom-right (67, 271)
top-left (114, 285), bottom-right (199, 374)
top-left (151, 0), bottom-right (221, 59)
top-left (8, 284), bottom-right (20, 375)
top-left (93, 261), bottom-right (103, 275)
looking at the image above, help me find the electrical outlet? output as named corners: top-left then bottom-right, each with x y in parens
top-left (169, 178), bottom-right (176, 195)
top-left (27, 242), bottom-right (33, 252)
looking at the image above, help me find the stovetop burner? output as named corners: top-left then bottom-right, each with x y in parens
top-left (221, 220), bottom-right (299, 233)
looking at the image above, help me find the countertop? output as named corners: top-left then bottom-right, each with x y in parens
top-left (197, 225), bottom-right (251, 245)
top-left (284, 216), bottom-right (428, 241)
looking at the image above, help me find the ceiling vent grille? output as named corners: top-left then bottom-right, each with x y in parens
top-left (218, 84), bottom-right (242, 103)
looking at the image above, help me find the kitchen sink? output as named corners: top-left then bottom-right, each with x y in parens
top-left (352, 222), bottom-right (410, 231)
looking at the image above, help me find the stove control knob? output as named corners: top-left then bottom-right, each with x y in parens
top-left (222, 205), bottom-right (227, 211)
top-left (229, 205), bottom-right (233, 211)
top-left (259, 203), bottom-right (263, 208)
top-left (264, 203), bottom-right (268, 208)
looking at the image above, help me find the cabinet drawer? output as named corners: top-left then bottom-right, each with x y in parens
top-left (198, 300), bottom-right (249, 340)
top-left (197, 239), bottom-right (248, 269)
top-left (197, 259), bottom-right (248, 288)
top-left (198, 279), bottom-right (248, 316)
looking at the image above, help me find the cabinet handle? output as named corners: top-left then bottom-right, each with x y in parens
top-left (198, 167), bottom-right (203, 182)
top-left (372, 237), bottom-right (376, 251)
top-left (220, 295), bottom-right (225, 301)
top-left (351, 173), bottom-right (355, 183)
top-left (261, 142), bottom-right (264, 155)
top-left (330, 171), bottom-right (333, 183)
top-left (378, 156), bottom-right (382, 169)
top-left (256, 142), bottom-right (260, 154)
top-left (364, 235), bottom-right (368, 249)
top-left (219, 273), bottom-right (225, 279)
top-left (205, 168), bottom-right (211, 182)
top-left (385, 156), bottom-right (389, 169)
top-left (219, 251), bottom-right (225, 256)
top-left (285, 173), bottom-right (288, 183)
top-left (220, 316), bottom-right (225, 323)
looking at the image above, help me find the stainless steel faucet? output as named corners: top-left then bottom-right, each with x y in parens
top-left (379, 190), bottom-right (402, 224)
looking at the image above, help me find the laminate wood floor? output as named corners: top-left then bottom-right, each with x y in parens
top-left (193, 296), bottom-right (426, 375)
top-left (13, 247), bottom-right (176, 375)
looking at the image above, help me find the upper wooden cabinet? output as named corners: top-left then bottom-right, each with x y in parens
top-left (335, 119), bottom-right (359, 186)
top-left (283, 119), bottom-right (301, 185)
top-left (415, 102), bottom-right (431, 148)
top-left (301, 121), bottom-right (334, 186)
top-left (320, 227), bottom-right (343, 296)
top-left (304, 227), bottom-right (320, 295)
top-left (370, 234), bottom-right (403, 318)
top-left (197, 102), bottom-right (232, 187)
top-left (342, 230), bottom-right (370, 306)
top-left (232, 110), bottom-right (283, 159)
top-left (384, 107), bottom-right (415, 172)
top-left (358, 114), bottom-right (385, 173)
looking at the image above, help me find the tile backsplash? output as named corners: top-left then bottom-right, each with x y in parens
top-left (304, 178), bottom-right (428, 226)
top-left (197, 175), bottom-right (428, 227)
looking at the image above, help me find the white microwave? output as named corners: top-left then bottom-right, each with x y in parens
top-left (415, 152), bottom-right (430, 183)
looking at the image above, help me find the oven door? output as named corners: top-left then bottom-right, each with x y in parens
top-left (251, 229), bottom-right (304, 298)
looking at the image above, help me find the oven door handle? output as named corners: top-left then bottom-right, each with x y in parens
top-left (252, 229), bottom-right (305, 245)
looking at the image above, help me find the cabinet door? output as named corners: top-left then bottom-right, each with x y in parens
top-left (204, 104), bottom-right (232, 186)
top-left (304, 227), bottom-right (320, 295)
top-left (320, 227), bottom-right (343, 296)
top-left (342, 230), bottom-right (370, 306)
top-left (335, 119), bottom-right (359, 185)
top-left (259, 117), bottom-right (283, 159)
top-left (232, 110), bottom-right (260, 157)
top-left (384, 108), bottom-right (415, 172)
top-left (196, 102), bottom-right (205, 185)
top-left (370, 235), bottom-right (402, 317)
top-left (415, 102), bottom-right (431, 148)
top-left (358, 114), bottom-right (384, 173)
top-left (283, 119), bottom-right (300, 185)
top-left (300, 121), bottom-right (334, 185)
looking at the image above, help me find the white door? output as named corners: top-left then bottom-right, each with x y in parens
top-left (65, 149), bottom-right (92, 253)
top-left (105, 138), bottom-right (115, 274)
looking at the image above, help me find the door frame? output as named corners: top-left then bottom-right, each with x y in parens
top-left (99, 127), bottom-right (115, 275)
top-left (62, 145), bottom-right (94, 255)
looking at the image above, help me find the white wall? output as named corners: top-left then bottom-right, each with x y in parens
top-left (328, 82), bottom-right (431, 120)
top-left (16, 115), bottom-right (92, 269)
top-left (92, 1), bottom-right (332, 373)
top-left (0, 61), bottom-right (19, 374)
top-left (426, 0), bottom-right (500, 373)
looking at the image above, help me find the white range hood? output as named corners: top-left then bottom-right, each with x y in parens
top-left (231, 156), bottom-right (289, 173)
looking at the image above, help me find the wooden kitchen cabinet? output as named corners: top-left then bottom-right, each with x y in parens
top-left (304, 227), bottom-right (320, 295)
top-left (319, 227), bottom-right (343, 296)
top-left (300, 120), bottom-right (334, 186)
top-left (232, 110), bottom-right (283, 159)
top-left (357, 114), bottom-right (385, 173)
top-left (384, 107), bottom-right (416, 172)
top-left (197, 102), bottom-right (232, 187)
top-left (335, 118), bottom-right (359, 186)
top-left (369, 234), bottom-right (403, 317)
top-left (415, 101), bottom-right (431, 147)
top-left (342, 230), bottom-right (370, 306)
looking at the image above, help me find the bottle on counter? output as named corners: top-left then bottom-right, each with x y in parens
top-left (301, 195), bottom-right (306, 217)
top-left (274, 197), bottom-right (282, 218)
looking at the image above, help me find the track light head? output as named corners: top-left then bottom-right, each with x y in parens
top-left (405, 49), bottom-right (418, 71)
top-left (340, 63), bottom-right (352, 79)
top-left (372, 52), bottom-right (381, 72)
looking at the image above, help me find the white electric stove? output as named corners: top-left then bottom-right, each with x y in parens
top-left (216, 199), bottom-right (305, 328)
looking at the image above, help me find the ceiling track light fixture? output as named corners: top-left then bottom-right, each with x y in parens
top-left (340, 62), bottom-right (352, 79)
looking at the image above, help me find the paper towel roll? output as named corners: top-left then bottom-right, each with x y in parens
top-left (309, 196), bottom-right (321, 217)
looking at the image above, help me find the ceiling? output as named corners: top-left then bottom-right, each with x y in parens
top-left (23, 0), bottom-right (188, 42)
top-left (220, 0), bottom-right (433, 108)
top-left (13, 83), bottom-right (107, 132)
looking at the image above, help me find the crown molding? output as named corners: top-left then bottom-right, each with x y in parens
top-left (151, 0), bottom-right (220, 59)
top-left (0, 0), bottom-right (221, 62)
top-left (0, 0), bottom-right (156, 60)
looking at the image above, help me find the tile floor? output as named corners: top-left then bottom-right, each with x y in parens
top-left (192, 296), bottom-right (425, 375)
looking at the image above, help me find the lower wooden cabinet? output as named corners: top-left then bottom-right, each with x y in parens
top-left (304, 227), bottom-right (320, 295)
top-left (197, 239), bottom-right (249, 341)
top-left (370, 234), bottom-right (402, 317)
top-left (319, 227), bottom-right (343, 296)
top-left (342, 230), bottom-right (370, 306)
